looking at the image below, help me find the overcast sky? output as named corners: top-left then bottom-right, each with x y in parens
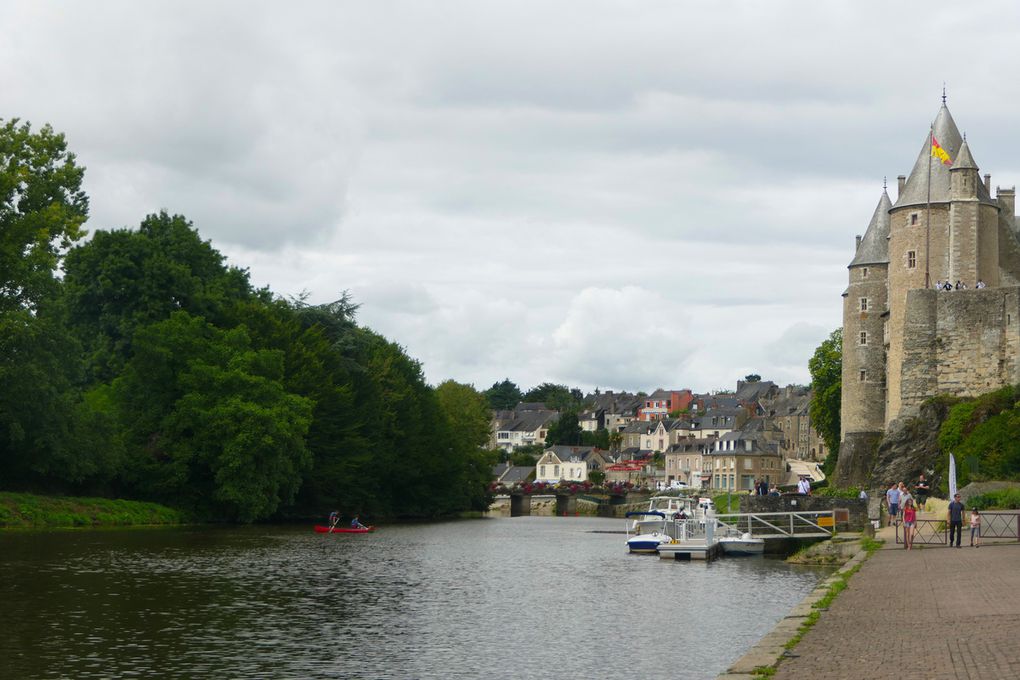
top-left (6, 1), bottom-right (1020, 394)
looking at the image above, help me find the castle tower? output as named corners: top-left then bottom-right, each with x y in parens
top-left (837, 99), bottom-right (1020, 487)
top-left (884, 103), bottom-right (1000, 421)
top-left (839, 189), bottom-right (890, 475)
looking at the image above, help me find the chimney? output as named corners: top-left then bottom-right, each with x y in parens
top-left (998, 186), bottom-right (1016, 219)
top-left (855, 234), bottom-right (862, 249)
top-left (897, 175), bottom-right (906, 195)
top-left (985, 174), bottom-right (992, 194)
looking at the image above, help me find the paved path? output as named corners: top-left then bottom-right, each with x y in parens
top-left (774, 529), bottom-right (1020, 680)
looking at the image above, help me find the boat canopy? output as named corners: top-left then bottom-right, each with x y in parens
top-left (625, 511), bottom-right (667, 518)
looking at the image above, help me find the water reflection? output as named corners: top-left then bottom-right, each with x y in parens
top-left (0, 518), bottom-right (828, 679)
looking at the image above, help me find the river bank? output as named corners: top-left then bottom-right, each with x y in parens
top-left (0, 491), bottom-right (186, 529)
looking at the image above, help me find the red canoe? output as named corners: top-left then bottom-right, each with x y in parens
top-left (314, 525), bottom-right (375, 534)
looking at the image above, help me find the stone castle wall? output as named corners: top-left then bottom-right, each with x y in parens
top-left (899, 287), bottom-right (1020, 411)
top-left (886, 204), bottom-right (951, 422)
top-left (841, 263), bottom-right (888, 438)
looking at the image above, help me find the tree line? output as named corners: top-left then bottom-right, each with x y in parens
top-left (0, 119), bottom-right (494, 522)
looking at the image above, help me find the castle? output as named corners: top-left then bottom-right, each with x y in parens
top-left (838, 99), bottom-right (1020, 480)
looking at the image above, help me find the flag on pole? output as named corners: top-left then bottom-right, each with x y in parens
top-left (948, 453), bottom-right (958, 499)
top-left (931, 134), bottom-right (952, 166)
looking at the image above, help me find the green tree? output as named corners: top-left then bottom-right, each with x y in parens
top-left (485, 378), bottom-right (522, 410)
top-left (580, 427), bottom-right (610, 450)
top-left (63, 211), bottom-right (253, 380)
top-left (436, 380), bottom-right (492, 449)
top-left (0, 119), bottom-right (90, 490)
top-left (607, 430), bottom-right (623, 452)
top-left (744, 374), bottom-right (762, 383)
top-left (523, 382), bottom-right (582, 411)
top-left (546, 412), bottom-right (582, 446)
top-left (510, 443), bottom-right (544, 466)
top-left (809, 328), bottom-right (842, 476)
top-left (112, 312), bottom-right (313, 522)
top-left (0, 119), bottom-right (88, 314)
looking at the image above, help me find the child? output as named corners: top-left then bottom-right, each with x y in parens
top-left (970, 508), bottom-right (981, 547)
top-left (902, 499), bottom-right (916, 550)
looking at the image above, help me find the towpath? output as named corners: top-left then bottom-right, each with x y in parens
top-left (773, 525), bottom-right (1020, 680)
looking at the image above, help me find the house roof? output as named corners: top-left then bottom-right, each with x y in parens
top-left (501, 410), bottom-right (558, 433)
top-left (735, 380), bottom-right (777, 402)
top-left (502, 466), bottom-right (535, 484)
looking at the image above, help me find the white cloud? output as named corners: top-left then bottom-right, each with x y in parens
top-left (5, 0), bottom-right (1020, 394)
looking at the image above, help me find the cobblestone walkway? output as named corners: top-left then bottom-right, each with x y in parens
top-left (774, 537), bottom-right (1020, 680)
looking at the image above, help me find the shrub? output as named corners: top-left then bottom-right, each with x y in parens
top-left (968, 488), bottom-right (1020, 510)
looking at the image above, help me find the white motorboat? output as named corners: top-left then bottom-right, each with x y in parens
top-left (631, 496), bottom-right (710, 534)
top-left (718, 532), bottom-right (765, 556)
top-left (625, 511), bottom-right (672, 553)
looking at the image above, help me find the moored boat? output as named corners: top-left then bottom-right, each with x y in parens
top-left (314, 525), bottom-right (375, 534)
top-left (718, 532), bottom-right (764, 556)
top-left (625, 511), bottom-right (672, 553)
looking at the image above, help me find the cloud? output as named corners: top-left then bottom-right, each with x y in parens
top-left (6, 0), bottom-right (1020, 395)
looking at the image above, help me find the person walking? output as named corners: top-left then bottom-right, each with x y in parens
top-left (886, 482), bottom-right (901, 526)
top-left (898, 482), bottom-right (913, 515)
top-left (915, 474), bottom-right (930, 511)
top-left (970, 508), bottom-right (982, 548)
top-left (902, 499), bottom-right (916, 550)
top-left (947, 494), bottom-right (965, 548)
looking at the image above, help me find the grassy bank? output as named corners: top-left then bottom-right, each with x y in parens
top-left (0, 492), bottom-right (186, 529)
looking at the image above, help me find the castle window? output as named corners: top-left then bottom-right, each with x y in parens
top-left (911, 213), bottom-right (918, 225)
top-left (907, 250), bottom-right (917, 268)
top-left (862, 267), bottom-right (869, 278)
top-left (860, 331), bottom-right (868, 345)
top-left (859, 370), bottom-right (867, 382)
top-left (860, 298), bottom-right (868, 312)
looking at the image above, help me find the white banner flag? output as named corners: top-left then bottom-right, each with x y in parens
top-left (949, 453), bottom-right (958, 499)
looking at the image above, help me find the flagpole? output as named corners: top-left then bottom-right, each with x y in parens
top-left (925, 123), bottom-right (932, 289)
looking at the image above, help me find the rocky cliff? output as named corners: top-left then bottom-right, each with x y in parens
top-left (836, 398), bottom-right (954, 492)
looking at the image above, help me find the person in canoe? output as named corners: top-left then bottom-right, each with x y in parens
top-left (328, 510), bottom-right (340, 529)
top-left (351, 515), bottom-right (367, 530)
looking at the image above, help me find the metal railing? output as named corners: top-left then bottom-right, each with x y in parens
top-left (711, 510), bottom-right (837, 539)
top-left (895, 519), bottom-right (946, 545)
top-left (896, 512), bottom-right (1020, 545)
top-left (669, 518), bottom-right (709, 541)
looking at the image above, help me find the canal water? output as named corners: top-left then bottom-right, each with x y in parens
top-left (1, 516), bottom-right (827, 679)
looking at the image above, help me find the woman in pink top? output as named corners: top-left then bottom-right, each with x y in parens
top-left (970, 509), bottom-right (981, 547)
top-left (902, 499), bottom-right (916, 550)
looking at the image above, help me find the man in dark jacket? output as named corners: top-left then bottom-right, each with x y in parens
top-left (947, 494), bottom-right (965, 547)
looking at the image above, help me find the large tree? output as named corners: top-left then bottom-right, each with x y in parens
top-left (0, 120), bottom-right (89, 489)
top-left (485, 378), bottom-right (522, 410)
top-left (63, 211), bottom-right (253, 380)
top-left (436, 380), bottom-right (492, 450)
top-left (809, 328), bottom-right (842, 476)
top-left (112, 312), bottom-right (313, 522)
top-left (0, 119), bottom-right (88, 314)
top-left (523, 382), bottom-right (583, 412)
top-left (546, 412), bottom-right (582, 446)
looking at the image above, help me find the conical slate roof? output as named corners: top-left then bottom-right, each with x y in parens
top-left (893, 104), bottom-right (995, 208)
top-left (850, 189), bottom-right (892, 267)
top-left (953, 138), bottom-right (978, 171)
